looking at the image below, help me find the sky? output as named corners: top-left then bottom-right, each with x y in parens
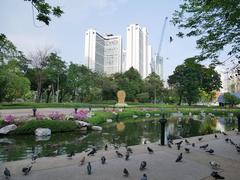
top-left (0, 0), bottom-right (201, 81)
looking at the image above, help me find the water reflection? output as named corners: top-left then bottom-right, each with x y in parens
top-left (0, 116), bottom-right (237, 163)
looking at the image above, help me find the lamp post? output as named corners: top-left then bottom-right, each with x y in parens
top-left (237, 113), bottom-right (240, 132)
top-left (74, 107), bottom-right (78, 114)
top-left (159, 114), bottom-right (167, 145)
top-left (32, 107), bottom-right (37, 117)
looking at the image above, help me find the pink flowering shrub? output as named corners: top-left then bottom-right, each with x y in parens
top-left (73, 110), bottom-right (88, 120)
top-left (48, 111), bottom-right (65, 120)
top-left (36, 112), bottom-right (45, 120)
top-left (4, 115), bottom-right (15, 124)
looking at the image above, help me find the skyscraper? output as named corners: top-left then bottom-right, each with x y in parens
top-left (126, 24), bottom-right (149, 78)
top-left (84, 29), bottom-right (122, 75)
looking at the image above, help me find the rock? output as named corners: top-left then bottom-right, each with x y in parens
top-left (154, 113), bottom-right (160, 116)
top-left (133, 115), bottom-right (138, 118)
top-left (193, 115), bottom-right (198, 120)
top-left (91, 126), bottom-right (102, 131)
top-left (145, 113), bottom-right (151, 118)
top-left (0, 124), bottom-right (17, 134)
top-left (75, 120), bottom-right (91, 127)
top-left (35, 128), bottom-right (51, 136)
top-left (36, 136), bottom-right (51, 141)
top-left (106, 119), bottom-right (113, 123)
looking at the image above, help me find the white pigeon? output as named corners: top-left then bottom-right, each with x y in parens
top-left (209, 161), bottom-right (220, 169)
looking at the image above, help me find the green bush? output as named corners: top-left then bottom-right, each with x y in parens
top-left (13, 120), bottom-right (78, 135)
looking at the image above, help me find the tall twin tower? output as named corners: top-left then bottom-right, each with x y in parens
top-left (84, 24), bottom-right (163, 79)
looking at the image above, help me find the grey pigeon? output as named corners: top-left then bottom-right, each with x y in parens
top-left (139, 161), bottom-right (147, 171)
top-left (198, 137), bottom-right (203, 141)
top-left (206, 149), bottom-right (214, 154)
top-left (168, 142), bottom-right (172, 148)
top-left (101, 156), bottom-right (106, 164)
top-left (141, 173), bottom-right (147, 180)
top-left (211, 171), bottom-right (225, 179)
top-left (185, 148), bottom-right (190, 153)
top-left (192, 143), bottom-right (195, 147)
top-left (87, 148), bottom-right (96, 156)
top-left (147, 147), bottom-right (154, 154)
top-left (4, 168), bottom-right (11, 179)
top-left (175, 153), bottom-right (183, 162)
top-left (185, 139), bottom-right (190, 145)
top-left (123, 168), bottom-right (129, 177)
top-left (104, 144), bottom-right (108, 151)
top-left (116, 151), bottom-right (123, 158)
top-left (125, 152), bottom-right (130, 161)
top-left (87, 162), bottom-right (91, 175)
top-left (200, 144), bottom-right (208, 150)
top-left (22, 165), bottom-right (32, 175)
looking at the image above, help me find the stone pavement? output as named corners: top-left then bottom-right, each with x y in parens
top-left (1, 131), bottom-right (240, 180)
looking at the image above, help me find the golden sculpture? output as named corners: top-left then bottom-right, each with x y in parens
top-left (115, 90), bottom-right (127, 107)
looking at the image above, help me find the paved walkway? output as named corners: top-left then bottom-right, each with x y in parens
top-left (1, 131), bottom-right (240, 180)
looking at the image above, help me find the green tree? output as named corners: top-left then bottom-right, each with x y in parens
top-left (223, 92), bottom-right (240, 107)
top-left (168, 57), bottom-right (221, 105)
top-left (144, 72), bottom-right (164, 103)
top-left (115, 67), bottom-right (144, 101)
top-left (25, 0), bottom-right (64, 25)
top-left (45, 52), bottom-right (66, 103)
top-left (172, 0), bottom-right (240, 62)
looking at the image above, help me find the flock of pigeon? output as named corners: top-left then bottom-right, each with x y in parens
top-left (3, 131), bottom-right (240, 180)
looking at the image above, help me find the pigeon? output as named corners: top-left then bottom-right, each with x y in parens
top-left (167, 142), bottom-right (172, 148)
top-left (222, 132), bottom-right (227, 136)
top-left (225, 138), bottom-right (229, 142)
top-left (206, 149), bottom-right (214, 154)
top-left (125, 152), bottom-right (130, 161)
top-left (101, 156), bottom-right (106, 164)
top-left (177, 143), bottom-right (181, 150)
top-left (229, 139), bottom-right (235, 145)
top-left (175, 141), bottom-right (183, 146)
top-left (200, 144), bottom-right (208, 150)
top-left (87, 162), bottom-right (92, 175)
top-left (116, 151), bottom-right (123, 158)
top-left (192, 143), bottom-right (195, 147)
top-left (211, 171), bottom-right (225, 179)
top-left (80, 156), bottom-right (85, 165)
top-left (185, 139), bottom-right (190, 145)
top-left (175, 153), bottom-right (183, 162)
top-left (214, 134), bottom-right (218, 139)
top-left (198, 137), bottom-right (203, 141)
top-left (114, 144), bottom-right (119, 150)
top-left (235, 145), bottom-right (240, 152)
top-left (147, 147), bottom-right (154, 154)
top-left (185, 148), bottom-right (190, 153)
top-left (87, 148), bottom-right (96, 156)
top-left (123, 168), bottom-right (129, 177)
top-left (104, 144), bottom-right (108, 151)
top-left (141, 173), bottom-right (147, 180)
top-left (31, 154), bottom-right (38, 163)
top-left (209, 161), bottom-right (220, 169)
top-left (170, 36), bottom-right (173, 43)
top-left (144, 140), bottom-right (147, 144)
top-left (67, 151), bottom-right (75, 159)
top-left (22, 165), bottom-right (32, 175)
top-left (168, 139), bottom-right (173, 144)
top-left (139, 161), bottom-right (147, 171)
top-left (126, 147), bottom-right (133, 153)
top-left (4, 168), bottom-right (11, 179)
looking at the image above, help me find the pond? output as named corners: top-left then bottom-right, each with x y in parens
top-left (0, 116), bottom-right (237, 163)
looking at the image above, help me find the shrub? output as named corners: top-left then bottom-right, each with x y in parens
top-left (13, 120), bottom-right (78, 135)
top-left (4, 115), bottom-right (15, 124)
top-left (36, 112), bottom-right (46, 120)
top-left (48, 111), bottom-right (65, 120)
top-left (73, 110), bottom-right (88, 120)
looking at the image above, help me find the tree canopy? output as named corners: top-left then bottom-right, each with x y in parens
top-left (25, 0), bottom-right (64, 25)
top-left (168, 57), bottom-right (222, 105)
top-left (172, 0), bottom-right (240, 63)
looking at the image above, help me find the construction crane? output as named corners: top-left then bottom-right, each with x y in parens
top-left (151, 17), bottom-right (168, 104)
top-left (151, 16), bottom-right (168, 78)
